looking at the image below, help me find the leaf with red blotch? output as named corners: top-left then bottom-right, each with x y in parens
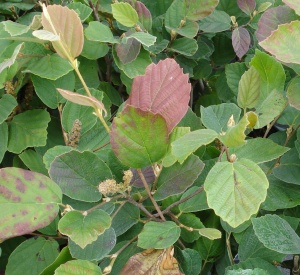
top-left (237, 0), bottom-right (256, 15)
top-left (125, 58), bottom-right (191, 133)
top-left (41, 4), bottom-right (84, 60)
top-left (256, 6), bottom-right (298, 42)
top-left (232, 27), bottom-right (251, 59)
top-left (135, 1), bottom-right (152, 31)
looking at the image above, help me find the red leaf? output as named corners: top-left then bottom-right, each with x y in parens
top-left (237, 0), bottom-right (256, 15)
top-left (232, 27), bottom-right (251, 59)
top-left (256, 6), bottom-right (297, 42)
top-left (125, 58), bottom-right (191, 133)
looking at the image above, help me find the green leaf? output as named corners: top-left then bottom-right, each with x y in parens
top-left (259, 21), bottom-right (300, 64)
top-left (0, 122), bottom-right (8, 163)
top-left (171, 129), bottom-right (218, 163)
top-left (123, 32), bottom-right (156, 47)
top-left (185, 0), bottom-right (219, 21)
top-left (0, 167), bottom-right (62, 240)
top-left (199, 10), bottom-right (231, 33)
top-left (32, 72), bottom-right (74, 109)
top-left (179, 213), bottom-right (205, 243)
top-left (111, 203), bottom-right (140, 237)
top-left (219, 112), bottom-right (257, 148)
top-left (0, 94), bottom-right (17, 124)
top-left (3, 21), bottom-right (29, 36)
top-left (229, 138), bottom-right (290, 164)
top-left (169, 37), bottom-right (198, 56)
top-left (81, 39), bottom-right (109, 60)
top-left (67, 2), bottom-right (93, 22)
top-left (43, 146), bottom-right (73, 170)
top-left (287, 76), bottom-right (300, 110)
top-left (200, 103), bottom-right (241, 133)
top-left (254, 89), bottom-right (287, 129)
top-left (250, 50), bottom-right (285, 98)
top-left (69, 227), bottom-right (116, 261)
top-left (85, 21), bottom-right (118, 43)
top-left (49, 151), bottom-right (112, 202)
top-left (54, 259), bottom-right (102, 275)
top-left (138, 221), bottom-right (181, 249)
top-left (19, 149), bottom-right (48, 175)
top-left (252, 214), bottom-right (300, 254)
top-left (58, 209), bottom-right (111, 249)
top-left (110, 106), bottom-right (169, 168)
top-left (154, 155), bottom-right (204, 201)
top-left (40, 247), bottom-right (72, 275)
top-left (273, 148), bottom-right (300, 185)
top-left (204, 159), bottom-right (269, 228)
top-left (113, 46), bottom-right (152, 79)
top-left (237, 67), bottom-right (261, 109)
top-left (198, 228), bottom-right (222, 240)
top-left (6, 237), bottom-right (59, 275)
top-left (226, 268), bottom-right (269, 275)
top-left (179, 186), bottom-right (209, 213)
top-left (24, 54), bottom-right (74, 80)
top-left (0, 43), bottom-right (23, 74)
top-left (225, 62), bottom-right (248, 95)
top-left (176, 248), bottom-right (202, 275)
top-left (111, 2), bottom-right (139, 27)
top-left (262, 175), bottom-right (300, 211)
top-left (7, 110), bottom-right (50, 154)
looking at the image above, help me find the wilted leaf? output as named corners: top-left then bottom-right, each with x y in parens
top-left (121, 247), bottom-right (183, 275)
top-left (126, 58), bottom-right (191, 133)
top-left (58, 210), bottom-right (111, 249)
top-left (259, 21), bottom-right (300, 64)
top-left (0, 168), bottom-right (62, 241)
top-left (112, 2), bottom-right (139, 27)
top-left (32, 30), bottom-right (59, 41)
top-left (138, 222), bottom-right (180, 249)
top-left (256, 6), bottom-right (298, 42)
top-left (287, 76), bottom-right (300, 110)
top-left (110, 106), bottom-right (169, 168)
top-left (57, 88), bottom-right (107, 115)
top-left (41, 4), bottom-right (83, 60)
top-left (204, 159), bottom-right (269, 228)
top-left (237, 0), bottom-right (256, 15)
top-left (154, 155), bottom-right (204, 201)
top-left (237, 66), bottom-right (261, 109)
top-left (232, 27), bottom-right (251, 59)
top-left (252, 215), bottom-right (300, 254)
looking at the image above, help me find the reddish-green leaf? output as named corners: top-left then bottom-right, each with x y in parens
top-left (41, 4), bottom-right (83, 60)
top-left (287, 76), bottom-right (300, 110)
top-left (237, 0), bottom-right (256, 15)
top-left (0, 168), bottom-right (62, 241)
top-left (115, 37), bottom-right (141, 64)
top-left (135, 1), bottom-right (152, 31)
top-left (125, 58), bottom-right (191, 133)
top-left (282, 0), bottom-right (300, 16)
top-left (256, 6), bottom-right (298, 42)
top-left (110, 106), bottom-right (169, 168)
top-left (232, 27), bottom-right (251, 59)
top-left (259, 21), bottom-right (300, 64)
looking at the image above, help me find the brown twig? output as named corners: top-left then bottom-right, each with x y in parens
top-left (88, 0), bottom-right (100, 22)
top-left (137, 168), bottom-right (166, 221)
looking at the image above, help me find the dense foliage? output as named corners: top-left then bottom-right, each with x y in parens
top-left (0, 0), bottom-right (300, 274)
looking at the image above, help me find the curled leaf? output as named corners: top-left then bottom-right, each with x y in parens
top-left (57, 88), bottom-right (107, 116)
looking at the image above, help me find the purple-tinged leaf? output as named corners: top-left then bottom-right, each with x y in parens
top-left (256, 6), bottom-right (298, 42)
top-left (0, 168), bottom-right (62, 241)
top-left (237, 0), bottom-right (256, 15)
top-left (135, 1), bottom-right (152, 31)
top-left (125, 58), bottom-right (191, 133)
top-left (185, 0), bottom-right (219, 21)
top-left (115, 38), bottom-right (141, 64)
top-left (130, 166), bottom-right (155, 188)
top-left (110, 106), bottom-right (169, 168)
top-left (282, 0), bottom-right (300, 16)
top-left (259, 21), bottom-right (300, 64)
top-left (232, 27), bottom-right (251, 59)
